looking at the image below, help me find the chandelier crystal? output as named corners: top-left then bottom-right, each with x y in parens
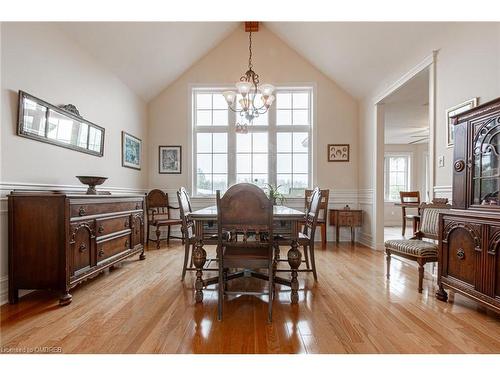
top-left (222, 30), bottom-right (275, 134)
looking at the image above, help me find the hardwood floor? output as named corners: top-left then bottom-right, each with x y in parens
top-left (1, 241), bottom-right (499, 354)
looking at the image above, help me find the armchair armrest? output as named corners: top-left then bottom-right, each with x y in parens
top-left (167, 205), bottom-right (180, 210)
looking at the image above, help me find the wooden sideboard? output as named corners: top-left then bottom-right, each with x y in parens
top-left (329, 209), bottom-right (363, 243)
top-left (436, 97), bottom-right (500, 314)
top-left (8, 192), bottom-right (145, 306)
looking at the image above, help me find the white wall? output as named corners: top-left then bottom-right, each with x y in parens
top-left (147, 25), bottom-right (362, 243)
top-left (0, 23), bottom-right (149, 304)
top-left (359, 23), bottom-right (500, 248)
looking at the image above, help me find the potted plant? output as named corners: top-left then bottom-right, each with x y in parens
top-left (264, 183), bottom-right (286, 205)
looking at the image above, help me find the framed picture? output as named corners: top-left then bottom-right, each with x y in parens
top-left (328, 144), bottom-right (350, 162)
top-left (446, 98), bottom-right (478, 147)
top-left (159, 145), bottom-right (182, 174)
top-left (121, 131), bottom-right (142, 170)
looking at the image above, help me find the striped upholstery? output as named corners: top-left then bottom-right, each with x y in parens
top-left (384, 239), bottom-right (437, 257)
top-left (420, 208), bottom-right (450, 236)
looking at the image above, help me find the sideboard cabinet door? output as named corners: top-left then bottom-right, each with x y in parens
top-left (445, 226), bottom-right (478, 287)
top-left (70, 222), bottom-right (95, 276)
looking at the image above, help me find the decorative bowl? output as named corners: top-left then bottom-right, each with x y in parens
top-left (76, 176), bottom-right (108, 195)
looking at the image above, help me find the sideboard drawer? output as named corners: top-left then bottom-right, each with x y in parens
top-left (96, 233), bottom-right (131, 263)
top-left (71, 200), bottom-right (143, 218)
top-left (96, 215), bottom-right (130, 237)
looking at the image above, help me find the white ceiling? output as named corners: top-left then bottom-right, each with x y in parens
top-left (383, 68), bottom-right (429, 144)
top-left (58, 22), bottom-right (238, 101)
top-left (57, 22), bottom-right (454, 102)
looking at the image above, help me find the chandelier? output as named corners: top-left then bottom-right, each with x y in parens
top-left (222, 25), bottom-right (275, 134)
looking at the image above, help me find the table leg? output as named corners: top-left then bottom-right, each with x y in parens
top-left (336, 224), bottom-right (340, 244)
top-left (287, 239), bottom-right (301, 304)
top-left (192, 239), bottom-right (207, 303)
top-left (351, 226), bottom-right (355, 243)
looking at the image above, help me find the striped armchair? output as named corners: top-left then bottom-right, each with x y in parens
top-left (384, 200), bottom-right (451, 293)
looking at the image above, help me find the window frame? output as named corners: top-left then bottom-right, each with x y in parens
top-left (190, 85), bottom-right (315, 197)
top-left (384, 152), bottom-right (412, 202)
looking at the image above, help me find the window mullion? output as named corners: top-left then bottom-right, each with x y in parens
top-left (228, 109), bottom-right (236, 186)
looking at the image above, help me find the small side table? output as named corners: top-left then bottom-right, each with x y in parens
top-left (329, 209), bottom-right (363, 243)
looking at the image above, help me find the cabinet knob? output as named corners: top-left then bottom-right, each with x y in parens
top-left (79, 244), bottom-right (87, 253)
top-left (135, 203), bottom-right (141, 210)
top-left (454, 160), bottom-right (465, 173)
top-left (456, 248), bottom-right (465, 260)
top-left (124, 220), bottom-right (129, 228)
top-left (78, 206), bottom-right (86, 216)
top-left (98, 225), bottom-right (104, 234)
top-left (125, 239), bottom-right (130, 248)
top-left (98, 249), bottom-right (104, 257)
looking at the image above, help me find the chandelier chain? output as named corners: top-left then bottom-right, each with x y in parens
top-left (248, 31), bottom-right (253, 70)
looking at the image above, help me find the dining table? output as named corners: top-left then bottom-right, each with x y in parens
top-left (188, 205), bottom-right (305, 304)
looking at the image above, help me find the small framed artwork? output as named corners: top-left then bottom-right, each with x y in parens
top-left (446, 98), bottom-right (478, 147)
top-left (159, 145), bottom-right (182, 174)
top-left (328, 144), bottom-right (350, 162)
top-left (121, 131), bottom-right (142, 170)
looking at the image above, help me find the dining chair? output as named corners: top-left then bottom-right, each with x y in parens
top-left (275, 187), bottom-right (322, 281)
top-left (385, 199), bottom-right (451, 292)
top-left (146, 189), bottom-right (183, 249)
top-left (177, 187), bottom-right (220, 281)
top-left (216, 183), bottom-right (274, 322)
top-left (399, 191), bottom-right (420, 237)
top-left (304, 189), bottom-right (329, 248)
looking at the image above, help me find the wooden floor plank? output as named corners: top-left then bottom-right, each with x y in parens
top-left (1, 241), bottom-right (499, 353)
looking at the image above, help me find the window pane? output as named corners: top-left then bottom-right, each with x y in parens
top-left (277, 93), bottom-right (292, 108)
top-left (293, 153), bottom-right (308, 173)
top-left (196, 94), bottom-right (212, 109)
top-left (212, 93), bottom-right (227, 109)
top-left (197, 133), bottom-right (212, 153)
top-left (390, 173), bottom-right (397, 186)
top-left (197, 174), bottom-right (212, 195)
top-left (252, 133), bottom-right (268, 153)
top-left (277, 174), bottom-right (292, 194)
top-left (277, 154), bottom-right (292, 173)
top-left (196, 110), bottom-right (211, 126)
top-left (253, 154), bottom-right (268, 174)
top-left (213, 133), bottom-right (227, 152)
top-left (253, 174), bottom-right (268, 186)
top-left (197, 154), bottom-right (212, 174)
top-left (237, 154), bottom-right (251, 173)
top-left (213, 154), bottom-right (227, 173)
top-left (293, 133), bottom-right (309, 152)
top-left (212, 109), bottom-right (228, 126)
top-left (293, 109), bottom-right (309, 125)
top-left (293, 174), bottom-right (308, 188)
top-left (237, 133), bottom-right (251, 152)
top-left (277, 109), bottom-right (292, 125)
top-left (277, 133), bottom-right (292, 152)
top-left (396, 172), bottom-right (406, 186)
top-left (236, 174), bottom-right (252, 183)
top-left (293, 92), bottom-right (309, 109)
top-left (212, 174), bottom-right (228, 193)
top-left (253, 112), bottom-right (268, 126)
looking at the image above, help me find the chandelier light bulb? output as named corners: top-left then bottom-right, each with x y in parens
top-left (264, 94), bottom-right (275, 107)
top-left (259, 84), bottom-right (275, 98)
top-left (222, 91), bottom-right (236, 105)
top-left (236, 81), bottom-right (252, 97)
top-left (239, 98), bottom-right (250, 111)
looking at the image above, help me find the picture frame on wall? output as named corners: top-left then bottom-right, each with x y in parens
top-left (328, 144), bottom-right (350, 162)
top-left (159, 145), bottom-right (182, 174)
top-left (446, 98), bottom-right (478, 147)
top-left (121, 131), bottom-right (142, 170)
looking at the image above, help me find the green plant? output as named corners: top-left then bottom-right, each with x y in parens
top-left (264, 183), bottom-right (286, 205)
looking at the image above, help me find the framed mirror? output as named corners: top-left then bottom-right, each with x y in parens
top-left (17, 91), bottom-right (105, 156)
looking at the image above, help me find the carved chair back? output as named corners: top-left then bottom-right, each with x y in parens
top-left (305, 189), bottom-right (329, 222)
top-left (146, 189), bottom-right (171, 223)
top-left (177, 187), bottom-right (195, 240)
top-left (400, 191), bottom-right (421, 204)
top-left (303, 187), bottom-right (322, 241)
top-left (417, 200), bottom-right (452, 240)
top-left (217, 183), bottom-right (273, 247)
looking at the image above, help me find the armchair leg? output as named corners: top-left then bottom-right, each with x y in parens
top-left (321, 223), bottom-right (327, 249)
top-left (309, 242), bottom-right (318, 281)
top-left (181, 242), bottom-right (190, 281)
top-left (417, 259), bottom-right (424, 293)
top-left (402, 217), bottom-right (406, 237)
top-left (167, 226), bottom-right (171, 245)
top-left (385, 249), bottom-right (391, 279)
top-left (156, 226), bottom-right (161, 249)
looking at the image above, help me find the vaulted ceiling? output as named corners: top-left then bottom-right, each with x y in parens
top-left (57, 22), bottom-right (455, 102)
